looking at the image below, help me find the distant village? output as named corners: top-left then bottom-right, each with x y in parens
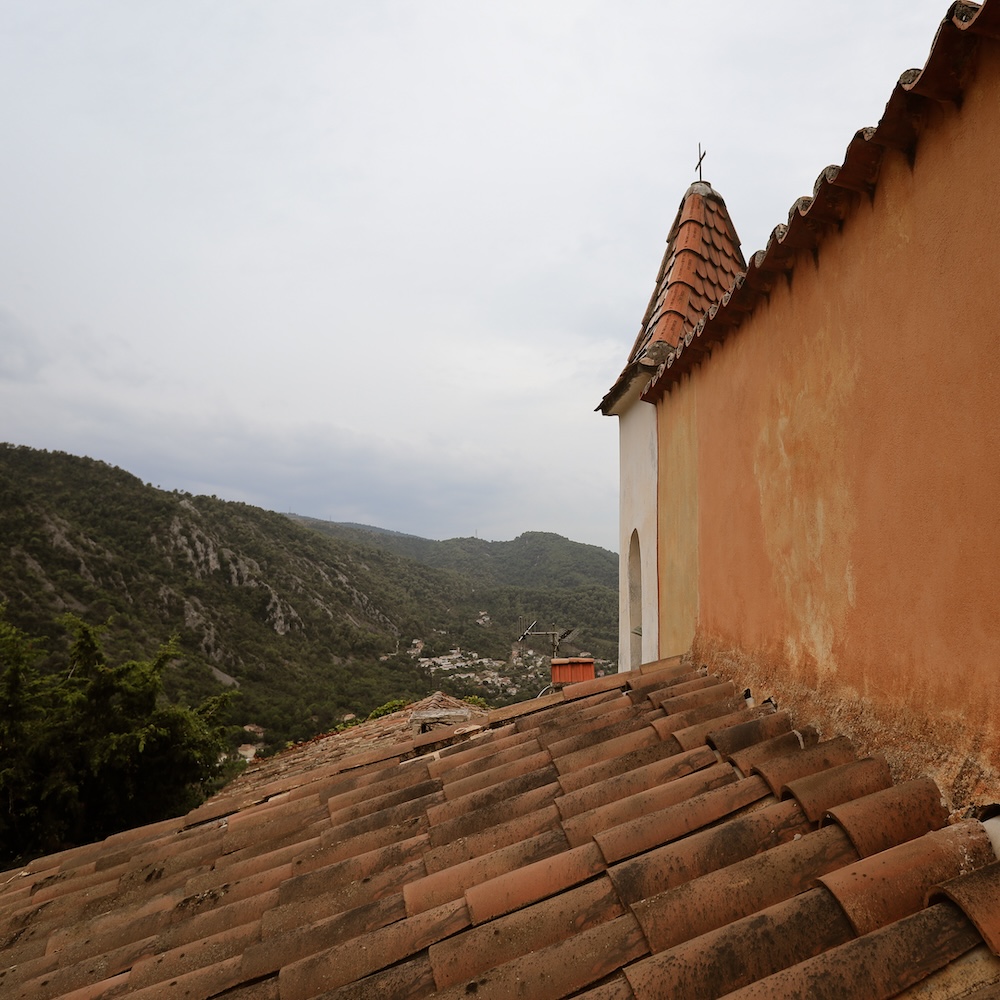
top-left (407, 634), bottom-right (614, 700)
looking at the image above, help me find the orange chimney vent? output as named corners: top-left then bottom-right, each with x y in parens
top-left (551, 657), bottom-right (596, 686)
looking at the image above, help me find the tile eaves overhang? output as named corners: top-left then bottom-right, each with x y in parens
top-left (3, 655), bottom-right (1000, 999)
top-left (598, 182), bottom-right (746, 416)
top-left (640, 0), bottom-right (1000, 404)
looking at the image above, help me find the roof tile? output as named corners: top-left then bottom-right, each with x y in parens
top-left (624, 886), bottom-right (853, 1000)
top-left (429, 877), bottom-right (631, 992)
top-left (434, 911), bottom-right (649, 1000)
top-left (670, 705), bottom-right (770, 751)
top-left (826, 775), bottom-right (950, 857)
top-left (560, 672), bottom-right (633, 700)
top-left (543, 713), bottom-right (661, 760)
top-left (115, 953), bottom-right (244, 1000)
top-left (49, 970), bottom-right (131, 1000)
top-left (315, 811), bottom-right (426, 863)
top-left (402, 828), bottom-right (567, 917)
top-left (327, 776), bottom-right (442, 826)
top-left (563, 761), bottom-right (738, 848)
top-left (783, 755), bottom-right (893, 820)
top-left (513, 690), bottom-right (620, 732)
top-left (288, 827), bottom-right (426, 884)
top-left (551, 724), bottom-right (662, 775)
top-left (431, 737), bottom-right (542, 785)
top-left (275, 852), bottom-right (423, 915)
top-left (325, 789), bottom-right (444, 843)
top-left (487, 692), bottom-right (563, 725)
top-left (439, 749), bottom-right (552, 803)
top-left (721, 902), bottom-right (982, 999)
top-left (598, 182), bottom-right (745, 414)
top-left (593, 773), bottom-right (773, 864)
top-left (425, 781), bottom-right (561, 846)
top-left (707, 709), bottom-right (792, 755)
top-left (243, 894), bottom-right (407, 979)
top-left (163, 888), bottom-right (279, 950)
top-left (607, 796), bottom-right (811, 905)
top-left (318, 954), bottom-right (437, 1000)
top-left (555, 744), bottom-right (717, 820)
top-left (818, 820), bottom-right (996, 936)
top-left (571, 976), bottom-right (637, 1000)
top-left (8, 935), bottom-right (158, 1000)
top-left (425, 763), bottom-right (558, 824)
top-left (650, 678), bottom-right (736, 712)
top-left (426, 730), bottom-right (537, 779)
top-left (752, 734), bottom-right (857, 795)
top-left (727, 725), bottom-right (818, 774)
top-left (648, 695), bottom-right (747, 738)
top-left (279, 898), bottom-right (469, 999)
top-left (931, 860), bottom-right (1000, 956)
top-left (463, 840), bottom-right (605, 924)
top-left (125, 920), bottom-right (259, 991)
top-left (3, 618), bottom-right (999, 999)
top-left (641, 2), bottom-right (1000, 402)
top-left (630, 823), bottom-right (859, 952)
top-left (555, 734), bottom-right (709, 795)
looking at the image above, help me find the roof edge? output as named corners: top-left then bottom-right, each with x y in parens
top-left (641, 0), bottom-right (994, 403)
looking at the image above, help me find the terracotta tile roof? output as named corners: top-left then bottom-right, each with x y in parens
top-left (598, 182), bottom-right (746, 414)
top-left (642, 0), bottom-right (1000, 402)
top-left (3, 655), bottom-right (999, 998)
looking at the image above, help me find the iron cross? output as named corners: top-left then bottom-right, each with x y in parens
top-left (696, 143), bottom-right (706, 182)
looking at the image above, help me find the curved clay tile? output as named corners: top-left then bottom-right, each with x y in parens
top-left (727, 725), bottom-right (819, 776)
top-left (607, 796), bottom-right (812, 906)
top-left (752, 735), bottom-right (857, 796)
top-left (629, 823), bottom-right (859, 953)
top-left (554, 744), bottom-right (717, 821)
top-left (707, 709), bottom-right (793, 755)
top-left (818, 820), bottom-right (996, 937)
top-left (825, 776), bottom-right (949, 857)
top-left (930, 859), bottom-right (1000, 955)
top-left (783, 756), bottom-right (894, 822)
top-left (623, 887), bottom-right (854, 1000)
top-left (718, 902), bottom-right (983, 1000)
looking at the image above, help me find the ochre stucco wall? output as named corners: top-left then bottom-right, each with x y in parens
top-left (670, 40), bottom-right (1000, 803)
top-left (656, 371), bottom-right (699, 657)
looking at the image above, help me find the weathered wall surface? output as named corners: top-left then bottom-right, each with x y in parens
top-left (616, 388), bottom-right (660, 670)
top-left (675, 40), bottom-right (1000, 803)
top-left (656, 372), bottom-right (699, 657)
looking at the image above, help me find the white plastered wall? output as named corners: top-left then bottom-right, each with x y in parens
top-left (615, 385), bottom-right (660, 671)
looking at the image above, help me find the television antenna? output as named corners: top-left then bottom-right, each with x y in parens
top-left (516, 618), bottom-right (579, 658)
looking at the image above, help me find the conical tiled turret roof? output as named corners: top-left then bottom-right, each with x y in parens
top-left (599, 181), bottom-right (745, 414)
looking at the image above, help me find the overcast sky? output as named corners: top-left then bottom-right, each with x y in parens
top-left (1, 1), bottom-right (950, 552)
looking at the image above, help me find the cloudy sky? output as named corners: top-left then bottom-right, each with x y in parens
top-left (1, 1), bottom-right (950, 552)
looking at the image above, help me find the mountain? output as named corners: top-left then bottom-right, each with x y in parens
top-left (291, 519), bottom-right (618, 590)
top-left (0, 444), bottom-right (618, 750)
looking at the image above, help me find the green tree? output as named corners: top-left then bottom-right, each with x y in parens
top-left (0, 611), bottom-right (235, 867)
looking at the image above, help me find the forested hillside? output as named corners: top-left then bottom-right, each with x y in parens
top-left (0, 445), bottom-right (618, 752)
top-left (301, 520), bottom-right (617, 589)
